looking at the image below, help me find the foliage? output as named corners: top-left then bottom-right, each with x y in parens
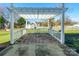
top-left (0, 16), bottom-right (4, 24)
top-left (0, 16), bottom-right (7, 29)
top-left (17, 17), bottom-right (26, 28)
top-left (0, 16), bottom-right (9, 29)
top-left (65, 34), bottom-right (79, 53)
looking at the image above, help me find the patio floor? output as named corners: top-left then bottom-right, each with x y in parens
top-left (3, 33), bottom-right (66, 56)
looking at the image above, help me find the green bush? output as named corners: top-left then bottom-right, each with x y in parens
top-left (17, 17), bottom-right (26, 28)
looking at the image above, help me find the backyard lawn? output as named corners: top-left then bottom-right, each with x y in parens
top-left (0, 28), bottom-right (23, 44)
top-left (27, 28), bottom-right (48, 33)
top-left (0, 30), bottom-right (10, 44)
top-left (65, 29), bottom-right (79, 34)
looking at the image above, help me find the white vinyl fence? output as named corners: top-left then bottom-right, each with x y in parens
top-left (14, 28), bottom-right (26, 42)
top-left (48, 29), bottom-right (61, 43)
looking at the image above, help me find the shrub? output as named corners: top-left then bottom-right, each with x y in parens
top-left (17, 17), bottom-right (26, 28)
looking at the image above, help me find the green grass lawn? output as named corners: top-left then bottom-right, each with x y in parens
top-left (64, 29), bottom-right (79, 34)
top-left (0, 28), bottom-right (23, 44)
top-left (27, 28), bottom-right (48, 33)
top-left (0, 30), bottom-right (10, 44)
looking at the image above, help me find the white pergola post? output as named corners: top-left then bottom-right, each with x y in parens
top-left (48, 19), bottom-right (50, 29)
top-left (48, 18), bottom-right (51, 29)
top-left (10, 4), bottom-right (14, 44)
top-left (61, 3), bottom-right (65, 44)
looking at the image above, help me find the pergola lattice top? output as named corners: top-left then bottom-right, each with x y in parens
top-left (8, 7), bottom-right (67, 19)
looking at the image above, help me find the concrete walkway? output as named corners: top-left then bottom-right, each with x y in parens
top-left (4, 33), bottom-right (66, 56)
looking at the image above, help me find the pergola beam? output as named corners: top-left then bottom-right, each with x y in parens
top-left (14, 7), bottom-right (67, 15)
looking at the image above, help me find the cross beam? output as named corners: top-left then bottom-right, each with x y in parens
top-left (14, 7), bottom-right (67, 15)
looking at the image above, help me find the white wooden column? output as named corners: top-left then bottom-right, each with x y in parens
top-left (48, 18), bottom-right (51, 29)
top-left (10, 4), bottom-right (14, 44)
top-left (61, 3), bottom-right (65, 44)
top-left (48, 19), bottom-right (50, 29)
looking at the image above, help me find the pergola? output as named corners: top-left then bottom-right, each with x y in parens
top-left (8, 3), bottom-right (67, 44)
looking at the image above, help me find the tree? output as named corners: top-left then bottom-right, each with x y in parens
top-left (0, 16), bottom-right (5, 29)
top-left (64, 16), bottom-right (75, 26)
top-left (17, 17), bottom-right (26, 28)
top-left (0, 16), bottom-right (4, 24)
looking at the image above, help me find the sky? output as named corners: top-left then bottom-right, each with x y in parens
top-left (0, 3), bottom-right (79, 22)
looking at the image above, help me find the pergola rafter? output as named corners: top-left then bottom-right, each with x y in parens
top-left (15, 7), bottom-right (66, 14)
top-left (8, 7), bottom-right (67, 19)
